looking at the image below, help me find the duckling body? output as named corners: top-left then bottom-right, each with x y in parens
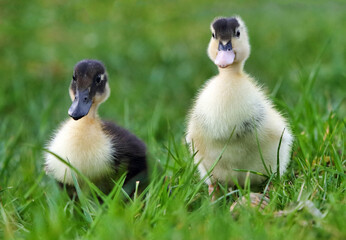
top-left (44, 60), bottom-right (147, 194)
top-left (186, 17), bottom-right (293, 190)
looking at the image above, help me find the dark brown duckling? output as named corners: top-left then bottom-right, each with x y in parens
top-left (44, 59), bottom-right (147, 195)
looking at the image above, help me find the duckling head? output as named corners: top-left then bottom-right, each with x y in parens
top-left (207, 16), bottom-right (250, 70)
top-left (68, 59), bottom-right (110, 120)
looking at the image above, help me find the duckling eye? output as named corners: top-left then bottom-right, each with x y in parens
top-left (236, 30), bottom-right (240, 38)
top-left (95, 75), bottom-right (102, 84)
top-left (212, 33), bottom-right (215, 38)
top-left (72, 75), bottom-right (76, 81)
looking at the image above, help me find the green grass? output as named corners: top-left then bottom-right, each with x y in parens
top-left (0, 0), bottom-right (345, 239)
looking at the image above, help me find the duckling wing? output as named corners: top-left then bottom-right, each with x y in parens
top-left (101, 121), bottom-right (148, 186)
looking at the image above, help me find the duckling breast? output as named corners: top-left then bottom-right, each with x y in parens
top-left (191, 75), bottom-right (267, 141)
top-left (44, 118), bottom-right (115, 185)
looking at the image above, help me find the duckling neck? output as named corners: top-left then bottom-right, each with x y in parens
top-left (86, 104), bottom-right (100, 119)
top-left (218, 61), bottom-right (244, 76)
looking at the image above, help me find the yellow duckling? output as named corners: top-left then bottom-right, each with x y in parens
top-left (186, 16), bottom-right (293, 196)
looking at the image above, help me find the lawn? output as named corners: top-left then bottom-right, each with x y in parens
top-left (0, 0), bottom-right (345, 239)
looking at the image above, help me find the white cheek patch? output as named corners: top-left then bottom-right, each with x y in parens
top-left (69, 88), bottom-right (75, 100)
top-left (94, 82), bottom-right (110, 104)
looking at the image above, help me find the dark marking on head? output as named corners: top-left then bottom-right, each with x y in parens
top-left (212, 18), bottom-right (240, 40)
top-left (68, 59), bottom-right (109, 120)
top-left (70, 59), bottom-right (108, 99)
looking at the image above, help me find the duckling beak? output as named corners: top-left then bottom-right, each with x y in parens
top-left (68, 88), bottom-right (92, 120)
top-left (214, 41), bottom-right (235, 68)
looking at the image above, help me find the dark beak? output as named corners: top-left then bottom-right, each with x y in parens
top-left (68, 88), bottom-right (92, 120)
top-left (218, 41), bottom-right (232, 51)
top-left (215, 41), bottom-right (235, 68)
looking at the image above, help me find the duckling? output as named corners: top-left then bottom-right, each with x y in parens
top-left (186, 16), bottom-right (293, 196)
top-left (44, 59), bottom-right (147, 195)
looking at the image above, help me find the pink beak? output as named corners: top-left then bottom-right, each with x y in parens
top-left (214, 50), bottom-right (235, 68)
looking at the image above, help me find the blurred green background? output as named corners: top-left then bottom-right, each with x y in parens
top-left (0, 0), bottom-right (345, 192)
top-left (1, 0), bottom-right (345, 181)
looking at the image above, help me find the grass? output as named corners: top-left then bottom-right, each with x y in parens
top-left (0, 0), bottom-right (345, 239)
